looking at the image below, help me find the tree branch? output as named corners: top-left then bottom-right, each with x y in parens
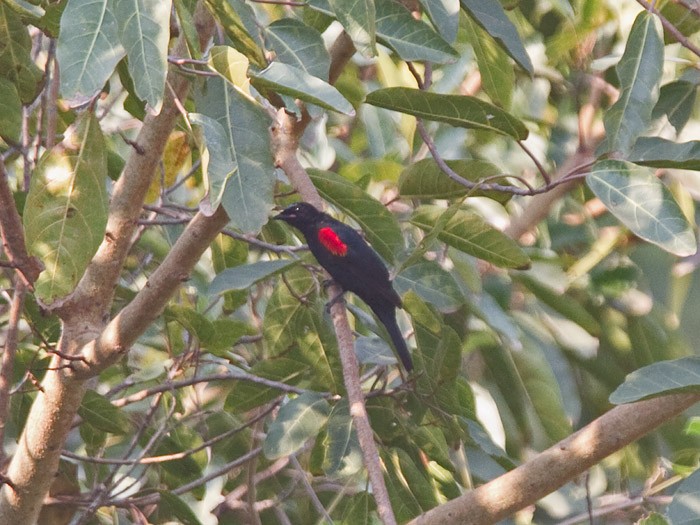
top-left (0, 160), bottom-right (42, 286)
top-left (269, 29), bottom-right (398, 525)
top-left (408, 393), bottom-right (700, 525)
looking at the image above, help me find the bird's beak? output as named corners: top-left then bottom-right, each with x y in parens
top-left (273, 210), bottom-right (293, 222)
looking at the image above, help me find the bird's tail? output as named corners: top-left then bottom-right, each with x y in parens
top-left (373, 305), bottom-right (413, 372)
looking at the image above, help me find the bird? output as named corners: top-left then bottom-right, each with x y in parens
top-left (273, 202), bottom-right (413, 372)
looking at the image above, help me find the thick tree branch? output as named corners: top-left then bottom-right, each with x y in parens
top-left (0, 4), bottom-right (218, 524)
top-left (72, 207), bottom-right (230, 378)
top-left (409, 393), bottom-right (700, 525)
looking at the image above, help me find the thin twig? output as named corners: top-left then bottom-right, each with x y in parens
top-left (636, 0), bottom-right (700, 58)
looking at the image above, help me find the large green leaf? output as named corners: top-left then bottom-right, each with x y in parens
top-left (375, 0), bottom-right (458, 64)
top-left (398, 158), bottom-right (512, 203)
top-left (629, 137), bottom-right (700, 171)
top-left (114, 0), bottom-right (171, 112)
top-left (0, 77), bottom-right (21, 142)
top-left (598, 11), bottom-right (663, 155)
top-left (323, 400), bottom-right (363, 477)
top-left (0, 3), bottom-right (43, 103)
top-left (460, 0), bottom-right (533, 74)
top-left (78, 390), bottom-right (130, 435)
top-left (56, 0), bottom-right (126, 102)
top-left (189, 113), bottom-right (237, 213)
top-left (365, 88), bottom-right (528, 139)
top-left (263, 265), bottom-right (341, 391)
top-left (195, 76), bottom-right (275, 233)
top-left (411, 205), bottom-right (531, 269)
top-left (394, 261), bottom-right (464, 311)
top-left (265, 19), bottom-right (330, 80)
top-left (330, 0), bottom-right (376, 56)
top-left (651, 80), bottom-right (698, 133)
top-left (209, 259), bottom-right (298, 294)
top-left (203, 0), bottom-right (266, 67)
top-left (263, 392), bottom-right (331, 459)
top-left (419, 0), bottom-right (459, 43)
top-left (668, 468), bottom-right (700, 525)
top-left (609, 357), bottom-right (700, 404)
top-left (308, 168), bottom-right (404, 263)
top-left (465, 14), bottom-right (514, 107)
top-left (24, 113), bottom-right (109, 305)
top-left (250, 62), bottom-right (355, 115)
top-left (587, 160), bottom-right (696, 256)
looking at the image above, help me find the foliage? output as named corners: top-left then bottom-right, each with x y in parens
top-left (1, 0), bottom-right (700, 523)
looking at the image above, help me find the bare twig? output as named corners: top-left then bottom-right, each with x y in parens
top-left (636, 0), bottom-right (700, 58)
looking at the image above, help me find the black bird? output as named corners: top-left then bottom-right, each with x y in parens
top-left (274, 202), bottom-right (412, 371)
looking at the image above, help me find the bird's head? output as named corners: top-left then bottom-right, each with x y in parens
top-left (273, 202), bottom-right (324, 231)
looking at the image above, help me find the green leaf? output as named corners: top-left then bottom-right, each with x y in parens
top-left (225, 358), bottom-right (308, 413)
top-left (56, 0), bottom-right (126, 102)
top-left (202, 0), bottom-right (266, 68)
top-left (24, 113), bottom-right (109, 305)
top-left (78, 390), bottom-right (130, 435)
top-left (629, 137), bottom-right (700, 171)
top-left (114, 0), bottom-right (171, 112)
top-left (587, 160), bottom-right (696, 257)
top-left (652, 80), bottom-right (698, 133)
top-left (609, 357), bottom-right (700, 404)
top-left (209, 259), bottom-right (298, 294)
top-left (668, 469), bottom-right (700, 525)
top-left (265, 19), bottom-right (330, 80)
top-left (250, 62), bottom-right (355, 115)
top-left (394, 261), bottom-right (464, 311)
top-left (460, 0), bottom-right (533, 74)
top-left (158, 491), bottom-right (204, 525)
top-left (189, 113), bottom-right (237, 213)
top-left (365, 88), bottom-right (528, 139)
top-left (0, 77), bottom-right (21, 142)
top-left (0, 3), bottom-right (43, 104)
top-left (419, 0), bottom-right (459, 43)
top-left (195, 76), bottom-right (275, 233)
top-left (323, 400), bottom-right (363, 477)
top-left (263, 392), bottom-right (331, 459)
top-left (516, 274), bottom-right (600, 336)
top-left (513, 337), bottom-right (572, 443)
top-left (411, 205), bottom-right (531, 269)
top-left (638, 512), bottom-right (670, 525)
top-left (329, 0), bottom-right (376, 56)
top-left (308, 168), bottom-right (404, 263)
top-left (465, 14), bottom-right (514, 107)
top-left (399, 158), bottom-right (512, 202)
top-left (375, 0), bottom-right (458, 64)
top-left (263, 265), bottom-right (342, 390)
top-left (598, 11), bottom-right (663, 155)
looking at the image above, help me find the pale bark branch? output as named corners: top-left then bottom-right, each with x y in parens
top-left (408, 393), bottom-right (700, 525)
top-left (270, 29), bottom-right (398, 525)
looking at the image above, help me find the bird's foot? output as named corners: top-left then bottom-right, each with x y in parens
top-left (325, 290), bottom-right (346, 313)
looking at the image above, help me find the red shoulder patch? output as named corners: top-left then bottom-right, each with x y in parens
top-left (318, 227), bottom-right (348, 256)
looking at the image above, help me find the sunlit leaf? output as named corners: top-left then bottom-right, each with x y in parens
top-left (460, 0), bottom-right (533, 74)
top-left (598, 12), bottom-right (663, 155)
top-left (609, 357), bottom-right (700, 404)
top-left (587, 160), bottom-right (696, 256)
top-left (24, 113), bottom-right (109, 305)
top-left (56, 0), bottom-right (125, 102)
top-left (114, 0), bottom-right (171, 112)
